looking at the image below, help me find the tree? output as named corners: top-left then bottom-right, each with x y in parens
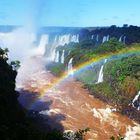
top-left (0, 47), bottom-right (9, 60)
top-left (4, 48), bottom-right (9, 58)
top-left (95, 37), bottom-right (125, 54)
top-left (0, 48), bottom-right (5, 58)
top-left (10, 60), bottom-right (20, 70)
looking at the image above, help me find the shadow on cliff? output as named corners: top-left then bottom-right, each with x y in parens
top-left (18, 89), bottom-right (66, 132)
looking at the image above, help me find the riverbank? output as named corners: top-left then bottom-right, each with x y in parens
top-left (84, 84), bottom-right (140, 124)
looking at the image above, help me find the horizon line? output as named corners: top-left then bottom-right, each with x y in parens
top-left (0, 24), bottom-right (139, 28)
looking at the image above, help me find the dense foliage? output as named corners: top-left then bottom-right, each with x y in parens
top-left (86, 55), bottom-right (140, 105)
top-left (47, 62), bottom-right (65, 76)
top-left (48, 39), bottom-right (140, 108)
top-left (94, 38), bottom-right (125, 53)
top-left (80, 25), bottom-right (140, 45)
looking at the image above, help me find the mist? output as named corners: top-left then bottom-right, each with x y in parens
top-left (0, 0), bottom-right (47, 88)
top-left (0, 0), bottom-right (47, 61)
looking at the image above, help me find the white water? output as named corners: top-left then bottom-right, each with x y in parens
top-left (33, 34), bottom-right (49, 56)
top-left (124, 124), bottom-right (140, 140)
top-left (97, 59), bottom-right (107, 83)
top-left (132, 91), bottom-right (140, 110)
top-left (53, 34), bottom-right (79, 46)
top-left (102, 35), bottom-right (110, 43)
top-left (91, 35), bottom-right (94, 39)
top-left (71, 34), bottom-right (79, 43)
top-left (107, 35), bottom-right (109, 41)
top-left (119, 36), bottom-right (122, 42)
top-left (61, 50), bottom-right (65, 64)
top-left (119, 35), bottom-right (126, 44)
top-left (102, 36), bottom-right (107, 43)
top-left (55, 50), bottom-right (60, 63)
top-left (68, 58), bottom-right (74, 76)
top-left (123, 36), bottom-right (126, 44)
top-left (17, 56), bottom-right (140, 140)
top-left (47, 34), bottom-right (79, 62)
top-left (96, 34), bottom-right (99, 42)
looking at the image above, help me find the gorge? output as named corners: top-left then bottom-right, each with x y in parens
top-left (0, 26), bottom-right (140, 140)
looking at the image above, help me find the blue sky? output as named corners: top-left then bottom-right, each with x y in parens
top-left (0, 0), bottom-right (140, 27)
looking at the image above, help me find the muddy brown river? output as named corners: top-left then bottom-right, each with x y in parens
top-left (17, 57), bottom-right (140, 140)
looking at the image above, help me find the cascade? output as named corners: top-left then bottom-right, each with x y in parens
top-left (45, 34), bottom-right (79, 62)
top-left (71, 34), bottom-right (79, 43)
top-left (91, 35), bottom-right (94, 39)
top-left (102, 35), bottom-right (109, 43)
top-left (102, 36), bottom-right (107, 43)
top-left (123, 36), bottom-right (126, 44)
top-left (61, 50), bottom-right (65, 64)
top-left (53, 34), bottom-right (79, 46)
top-left (54, 35), bottom-right (58, 44)
top-left (58, 35), bottom-right (70, 46)
top-left (36, 34), bottom-right (49, 55)
top-left (131, 91), bottom-right (140, 110)
top-left (96, 34), bottom-right (99, 42)
top-left (55, 50), bottom-right (60, 63)
top-left (106, 35), bottom-right (109, 41)
top-left (68, 58), bottom-right (74, 76)
top-left (97, 59), bottom-right (107, 83)
top-left (119, 36), bottom-right (122, 42)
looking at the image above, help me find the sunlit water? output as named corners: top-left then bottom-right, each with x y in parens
top-left (17, 57), bottom-right (140, 140)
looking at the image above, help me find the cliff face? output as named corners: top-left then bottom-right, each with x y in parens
top-left (0, 57), bottom-right (26, 139)
top-left (0, 51), bottom-right (65, 140)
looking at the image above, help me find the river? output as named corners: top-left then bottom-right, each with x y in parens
top-left (17, 57), bottom-right (140, 140)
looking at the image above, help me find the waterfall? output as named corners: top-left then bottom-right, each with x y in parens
top-left (55, 50), bottom-right (60, 63)
top-left (71, 34), bottom-right (79, 43)
top-left (44, 34), bottom-right (79, 62)
top-left (102, 36), bottom-right (107, 43)
top-left (119, 36), bottom-right (122, 42)
top-left (97, 59), bottom-right (107, 83)
top-left (96, 34), bottom-right (99, 42)
top-left (58, 35), bottom-right (70, 46)
top-left (102, 35), bottom-right (109, 43)
top-left (119, 36), bottom-right (126, 44)
top-left (106, 35), bottom-right (109, 41)
top-left (68, 58), bottom-right (74, 76)
top-left (46, 34), bottom-right (79, 62)
top-left (54, 35), bottom-right (58, 44)
top-left (123, 36), bottom-right (126, 44)
top-left (36, 35), bottom-right (49, 55)
top-left (61, 50), bottom-right (65, 64)
top-left (131, 91), bottom-right (140, 110)
top-left (54, 34), bottom-right (79, 46)
top-left (91, 35), bottom-right (94, 39)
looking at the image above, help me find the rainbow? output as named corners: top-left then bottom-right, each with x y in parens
top-left (29, 46), bottom-right (140, 109)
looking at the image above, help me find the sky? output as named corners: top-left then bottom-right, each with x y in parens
top-left (0, 0), bottom-right (140, 27)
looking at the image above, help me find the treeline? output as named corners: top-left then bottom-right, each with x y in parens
top-left (79, 25), bottom-right (140, 44)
